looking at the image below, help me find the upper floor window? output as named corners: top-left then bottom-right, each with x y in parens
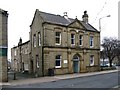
top-left (90, 55), bottom-right (94, 66)
top-left (55, 32), bottom-right (61, 45)
top-left (90, 36), bottom-right (94, 47)
top-left (71, 34), bottom-right (75, 45)
top-left (14, 49), bottom-right (17, 56)
top-left (55, 55), bottom-right (62, 68)
top-left (25, 47), bottom-right (28, 54)
top-left (79, 35), bottom-right (83, 46)
top-left (38, 32), bottom-right (41, 46)
top-left (33, 34), bottom-right (36, 47)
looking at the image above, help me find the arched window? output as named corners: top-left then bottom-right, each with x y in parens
top-left (73, 55), bottom-right (79, 61)
top-left (38, 32), bottom-right (41, 46)
top-left (33, 34), bottom-right (36, 47)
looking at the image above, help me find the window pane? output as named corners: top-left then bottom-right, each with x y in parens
top-left (71, 34), bottom-right (75, 45)
top-left (36, 55), bottom-right (39, 68)
top-left (56, 38), bottom-right (60, 43)
top-left (79, 35), bottom-right (83, 45)
top-left (90, 36), bottom-right (93, 47)
top-left (38, 32), bottom-right (41, 46)
top-left (56, 32), bottom-right (60, 36)
top-left (33, 34), bottom-right (36, 47)
top-left (90, 55), bottom-right (94, 66)
top-left (56, 60), bottom-right (60, 66)
top-left (55, 32), bottom-right (61, 44)
top-left (55, 55), bottom-right (61, 67)
top-left (71, 39), bottom-right (74, 44)
top-left (56, 55), bottom-right (60, 59)
top-left (90, 59), bottom-right (93, 64)
top-left (73, 55), bottom-right (79, 60)
top-left (71, 34), bottom-right (74, 38)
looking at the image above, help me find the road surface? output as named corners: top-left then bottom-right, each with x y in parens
top-left (4, 72), bottom-right (120, 89)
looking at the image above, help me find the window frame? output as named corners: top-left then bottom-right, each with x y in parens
top-left (33, 34), bottom-right (36, 47)
top-left (55, 55), bottom-right (62, 68)
top-left (24, 48), bottom-right (28, 54)
top-left (90, 55), bottom-right (94, 66)
top-left (36, 55), bottom-right (39, 68)
top-left (79, 35), bottom-right (83, 46)
top-left (55, 32), bottom-right (61, 45)
top-left (14, 49), bottom-right (17, 56)
top-left (38, 32), bottom-right (41, 46)
top-left (90, 36), bottom-right (94, 47)
top-left (71, 33), bottom-right (75, 45)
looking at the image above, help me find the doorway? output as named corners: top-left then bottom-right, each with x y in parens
top-left (30, 60), bottom-right (33, 73)
top-left (73, 54), bottom-right (80, 73)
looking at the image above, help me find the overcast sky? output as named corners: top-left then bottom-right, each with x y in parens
top-left (0, 0), bottom-right (119, 59)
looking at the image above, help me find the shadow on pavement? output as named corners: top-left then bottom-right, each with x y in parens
top-left (8, 70), bottom-right (34, 81)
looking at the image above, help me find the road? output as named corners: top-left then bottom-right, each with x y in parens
top-left (4, 72), bottom-right (119, 89)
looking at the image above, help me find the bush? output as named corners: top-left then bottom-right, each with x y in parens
top-left (100, 66), bottom-right (116, 71)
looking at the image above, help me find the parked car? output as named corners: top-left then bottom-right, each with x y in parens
top-left (115, 64), bottom-right (120, 69)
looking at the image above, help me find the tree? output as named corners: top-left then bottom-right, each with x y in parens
top-left (101, 37), bottom-right (119, 67)
top-left (100, 50), bottom-right (107, 66)
top-left (114, 40), bottom-right (120, 65)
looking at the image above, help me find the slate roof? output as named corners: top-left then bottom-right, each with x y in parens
top-left (12, 40), bottom-right (30, 49)
top-left (39, 11), bottom-right (72, 26)
top-left (0, 8), bottom-right (8, 16)
top-left (36, 9), bottom-right (99, 32)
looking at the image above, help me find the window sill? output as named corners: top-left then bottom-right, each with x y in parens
top-left (71, 44), bottom-right (75, 46)
top-left (55, 44), bottom-right (61, 46)
top-left (55, 66), bottom-right (61, 68)
top-left (79, 45), bottom-right (83, 47)
top-left (90, 46), bottom-right (94, 48)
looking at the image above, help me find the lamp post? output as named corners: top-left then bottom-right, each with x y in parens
top-left (99, 15), bottom-right (111, 32)
top-left (99, 15), bottom-right (110, 66)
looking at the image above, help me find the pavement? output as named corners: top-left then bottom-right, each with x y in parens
top-left (0, 70), bottom-right (118, 86)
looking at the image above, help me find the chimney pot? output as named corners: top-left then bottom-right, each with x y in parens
top-left (82, 10), bottom-right (89, 24)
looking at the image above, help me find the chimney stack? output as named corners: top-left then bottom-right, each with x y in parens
top-left (82, 11), bottom-right (89, 24)
top-left (63, 12), bottom-right (68, 19)
top-left (18, 37), bottom-right (22, 46)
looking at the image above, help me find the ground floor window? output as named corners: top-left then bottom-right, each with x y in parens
top-left (90, 55), bottom-right (94, 66)
top-left (36, 55), bottom-right (39, 68)
top-left (55, 55), bottom-right (61, 68)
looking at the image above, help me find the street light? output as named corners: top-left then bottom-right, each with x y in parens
top-left (99, 15), bottom-right (111, 42)
top-left (99, 15), bottom-right (111, 32)
top-left (99, 15), bottom-right (110, 66)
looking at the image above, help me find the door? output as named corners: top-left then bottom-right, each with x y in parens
top-left (73, 55), bottom-right (80, 73)
top-left (73, 61), bottom-right (79, 73)
top-left (30, 60), bottom-right (33, 73)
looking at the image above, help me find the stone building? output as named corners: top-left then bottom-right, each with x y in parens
top-left (118, 1), bottom-right (120, 40)
top-left (11, 38), bottom-right (30, 72)
top-left (0, 8), bottom-right (8, 82)
top-left (29, 9), bottom-right (100, 76)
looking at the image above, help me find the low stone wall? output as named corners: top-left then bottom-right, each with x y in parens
top-left (54, 68), bottom-right (69, 75)
top-left (86, 65), bottom-right (100, 72)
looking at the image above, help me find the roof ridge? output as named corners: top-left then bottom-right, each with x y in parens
top-left (39, 10), bottom-right (64, 18)
top-left (35, 9), bottom-right (98, 32)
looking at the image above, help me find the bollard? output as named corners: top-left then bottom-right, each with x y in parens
top-left (13, 71), bottom-right (16, 80)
